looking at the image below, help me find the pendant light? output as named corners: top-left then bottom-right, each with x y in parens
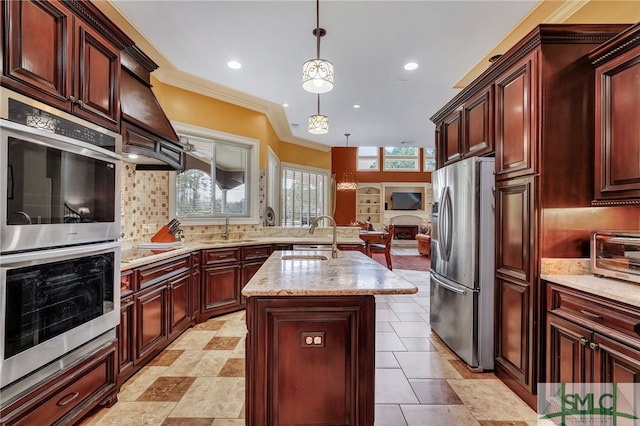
top-left (302, 0), bottom-right (334, 94)
top-left (337, 133), bottom-right (357, 191)
top-left (308, 95), bottom-right (329, 134)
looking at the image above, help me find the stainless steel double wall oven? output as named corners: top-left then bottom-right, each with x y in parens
top-left (0, 90), bottom-right (122, 398)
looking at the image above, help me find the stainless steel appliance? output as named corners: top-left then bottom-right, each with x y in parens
top-left (430, 157), bottom-right (495, 370)
top-left (1, 90), bottom-right (121, 253)
top-left (0, 90), bottom-right (122, 401)
top-left (0, 241), bottom-right (120, 389)
top-left (591, 231), bottom-right (640, 284)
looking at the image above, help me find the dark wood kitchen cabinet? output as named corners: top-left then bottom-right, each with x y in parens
top-left (1, 0), bottom-right (130, 131)
top-left (117, 270), bottom-right (135, 386)
top-left (245, 295), bottom-right (375, 425)
top-left (545, 282), bottom-right (640, 384)
top-left (431, 24), bottom-right (632, 408)
top-left (200, 247), bottom-right (242, 320)
top-left (135, 280), bottom-right (169, 364)
top-left (589, 23), bottom-right (640, 205)
top-left (0, 339), bottom-right (118, 426)
top-left (240, 244), bottom-right (273, 306)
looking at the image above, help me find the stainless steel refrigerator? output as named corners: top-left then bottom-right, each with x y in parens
top-left (430, 156), bottom-right (495, 371)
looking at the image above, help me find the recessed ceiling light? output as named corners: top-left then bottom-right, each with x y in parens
top-left (404, 62), bottom-right (419, 71)
top-left (353, 104), bottom-right (361, 109)
top-left (128, 153), bottom-right (139, 159)
top-left (227, 60), bottom-right (242, 69)
top-left (283, 103), bottom-right (289, 108)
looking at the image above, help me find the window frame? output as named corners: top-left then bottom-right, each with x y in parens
top-left (423, 146), bottom-right (437, 172)
top-left (169, 121), bottom-right (260, 225)
top-left (382, 146), bottom-right (420, 171)
top-left (356, 146), bottom-right (380, 171)
top-left (281, 162), bottom-right (330, 227)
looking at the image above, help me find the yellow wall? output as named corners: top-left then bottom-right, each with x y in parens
top-left (566, 1), bottom-right (640, 23)
top-left (150, 77), bottom-right (330, 170)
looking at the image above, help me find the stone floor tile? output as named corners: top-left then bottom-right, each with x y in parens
top-left (408, 379), bottom-right (463, 405)
top-left (376, 351), bottom-right (400, 368)
top-left (390, 321), bottom-right (430, 337)
top-left (376, 331), bottom-right (407, 351)
top-left (394, 351), bottom-right (463, 379)
top-left (401, 404), bottom-right (481, 426)
top-left (374, 404), bottom-right (408, 425)
top-left (374, 369), bottom-right (419, 404)
top-left (169, 377), bottom-right (244, 418)
top-left (137, 377), bottom-right (196, 402)
top-left (400, 337), bottom-right (437, 352)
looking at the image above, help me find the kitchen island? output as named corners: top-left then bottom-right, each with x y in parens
top-left (242, 250), bottom-right (417, 425)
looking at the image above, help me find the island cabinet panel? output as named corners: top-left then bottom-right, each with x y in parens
top-left (545, 282), bottom-right (640, 385)
top-left (590, 23), bottom-right (640, 204)
top-left (245, 296), bottom-right (375, 426)
top-left (2, 0), bottom-right (123, 131)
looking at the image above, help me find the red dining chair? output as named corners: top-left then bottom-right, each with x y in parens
top-left (370, 225), bottom-right (394, 270)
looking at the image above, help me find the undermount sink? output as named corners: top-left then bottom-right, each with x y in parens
top-left (281, 254), bottom-right (329, 261)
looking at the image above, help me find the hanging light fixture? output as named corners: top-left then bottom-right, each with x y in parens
top-left (337, 133), bottom-right (357, 191)
top-left (308, 94), bottom-right (329, 134)
top-left (302, 0), bottom-right (334, 94)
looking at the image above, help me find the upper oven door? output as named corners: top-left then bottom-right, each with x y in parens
top-left (1, 119), bottom-right (121, 253)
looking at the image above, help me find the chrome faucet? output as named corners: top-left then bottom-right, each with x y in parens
top-left (309, 215), bottom-right (338, 258)
top-left (222, 212), bottom-right (230, 240)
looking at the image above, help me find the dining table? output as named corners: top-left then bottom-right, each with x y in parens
top-left (358, 230), bottom-right (388, 257)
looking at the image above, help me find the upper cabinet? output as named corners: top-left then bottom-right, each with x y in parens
top-left (1, 0), bottom-right (130, 131)
top-left (589, 23), bottom-right (640, 205)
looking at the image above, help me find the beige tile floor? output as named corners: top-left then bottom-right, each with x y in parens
top-left (81, 269), bottom-right (541, 425)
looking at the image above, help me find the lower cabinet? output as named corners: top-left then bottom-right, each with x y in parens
top-left (201, 263), bottom-right (241, 317)
top-left (135, 281), bottom-right (169, 364)
top-left (545, 282), bottom-right (640, 384)
top-left (0, 339), bottom-right (118, 426)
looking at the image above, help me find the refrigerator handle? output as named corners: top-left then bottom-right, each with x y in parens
top-left (432, 273), bottom-right (466, 295)
top-left (440, 186), bottom-right (453, 261)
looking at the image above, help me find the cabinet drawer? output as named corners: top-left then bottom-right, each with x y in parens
top-left (137, 255), bottom-right (190, 290)
top-left (547, 283), bottom-right (640, 342)
top-left (242, 245), bottom-right (272, 260)
top-left (5, 341), bottom-right (116, 426)
top-left (202, 248), bottom-right (240, 265)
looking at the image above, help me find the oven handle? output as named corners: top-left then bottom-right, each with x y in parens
top-left (0, 241), bottom-right (120, 268)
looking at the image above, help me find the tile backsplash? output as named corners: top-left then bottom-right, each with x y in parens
top-left (119, 163), bottom-right (356, 250)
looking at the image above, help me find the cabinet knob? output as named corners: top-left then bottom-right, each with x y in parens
top-left (76, 99), bottom-right (84, 108)
top-left (589, 342), bottom-right (599, 350)
top-left (579, 338), bottom-right (588, 346)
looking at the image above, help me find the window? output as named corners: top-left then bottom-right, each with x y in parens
top-left (267, 147), bottom-right (281, 224)
top-left (357, 147), bottom-right (379, 171)
top-left (169, 122), bottom-right (259, 224)
top-left (424, 146), bottom-right (436, 171)
top-left (281, 163), bottom-right (329, 227)
top-left (383, 147), bottom-right (419, 171)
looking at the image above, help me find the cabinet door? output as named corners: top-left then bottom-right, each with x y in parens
top-left (440, 109), bottom-right (463, 166)
top-left (168, 271), bottom-right (191, 339)
top-left (592, 334), bottom-right (640, 383)
top-left (495, 51), bottom-right (538, 179)
top-left (594, 46), bottom-right (640, 203)
top-left (118, 295), bottom-right (135, 380)
top-left (495, 176), bottom-right (536, 284)
top-left (2, 0), bottom-right (72, 108)
top-left (495, 276), bottom-right (534, 392)
top-left (201, 264), bottom-right (241, 317)
top-left (73, 22), bottom-right (120, 130)
top-left (135, 283), bottom-right (168, 364)
top-left (546, 314), bottom-right (591, 384)
top-left (464, 86), bottom-right (494, 157)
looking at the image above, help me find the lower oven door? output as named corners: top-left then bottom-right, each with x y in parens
top-left (0, 241), bottom-right (120, 388)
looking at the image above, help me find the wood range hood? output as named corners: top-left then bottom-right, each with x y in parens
top-left (120, 46), bottom-right (185, 171)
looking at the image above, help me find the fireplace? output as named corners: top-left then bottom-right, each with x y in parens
top-left (393, 225), bottom-right (419, 240)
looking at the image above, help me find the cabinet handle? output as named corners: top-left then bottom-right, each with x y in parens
top-left (579, 338), bottom-right (588, 346)
top-left (580, 309), bottom-right (604, 320)
top-left (164, 267), bottom-right (174, 272)
top-left (589, 342), bottom-right (599, 350)
top-left (57, 391), bottom-right (80, 406)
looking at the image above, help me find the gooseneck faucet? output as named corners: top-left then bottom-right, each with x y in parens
top-left (309, 215), bottom-right (338, 259)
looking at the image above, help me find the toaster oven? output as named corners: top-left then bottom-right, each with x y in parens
top-left (591, 231), bottom-right (640, 284)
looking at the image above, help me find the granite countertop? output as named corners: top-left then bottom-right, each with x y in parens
top-left (120, 237), bottom-right (365, 270)
top-left (541, 273), bottom-right (640, 308)
top-left (241, 250), bottom-right (418, 297)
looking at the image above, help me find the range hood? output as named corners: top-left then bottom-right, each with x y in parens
top-left (120, 46), bottom-right (185, 171)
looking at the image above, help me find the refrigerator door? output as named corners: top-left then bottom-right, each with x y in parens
top-left (431, 158), bottom-right (480, 289)
top-left (430, 271), bottom-right (479, 368)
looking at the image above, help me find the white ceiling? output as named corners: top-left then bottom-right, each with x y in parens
top-left (111, 0), bottom-right (539, 149)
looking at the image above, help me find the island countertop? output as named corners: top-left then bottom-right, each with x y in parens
top-left (241, 249), bottom-right (418, 296)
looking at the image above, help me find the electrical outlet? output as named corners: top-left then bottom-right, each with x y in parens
top-left (301, 332), bottom-right (325, 347)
